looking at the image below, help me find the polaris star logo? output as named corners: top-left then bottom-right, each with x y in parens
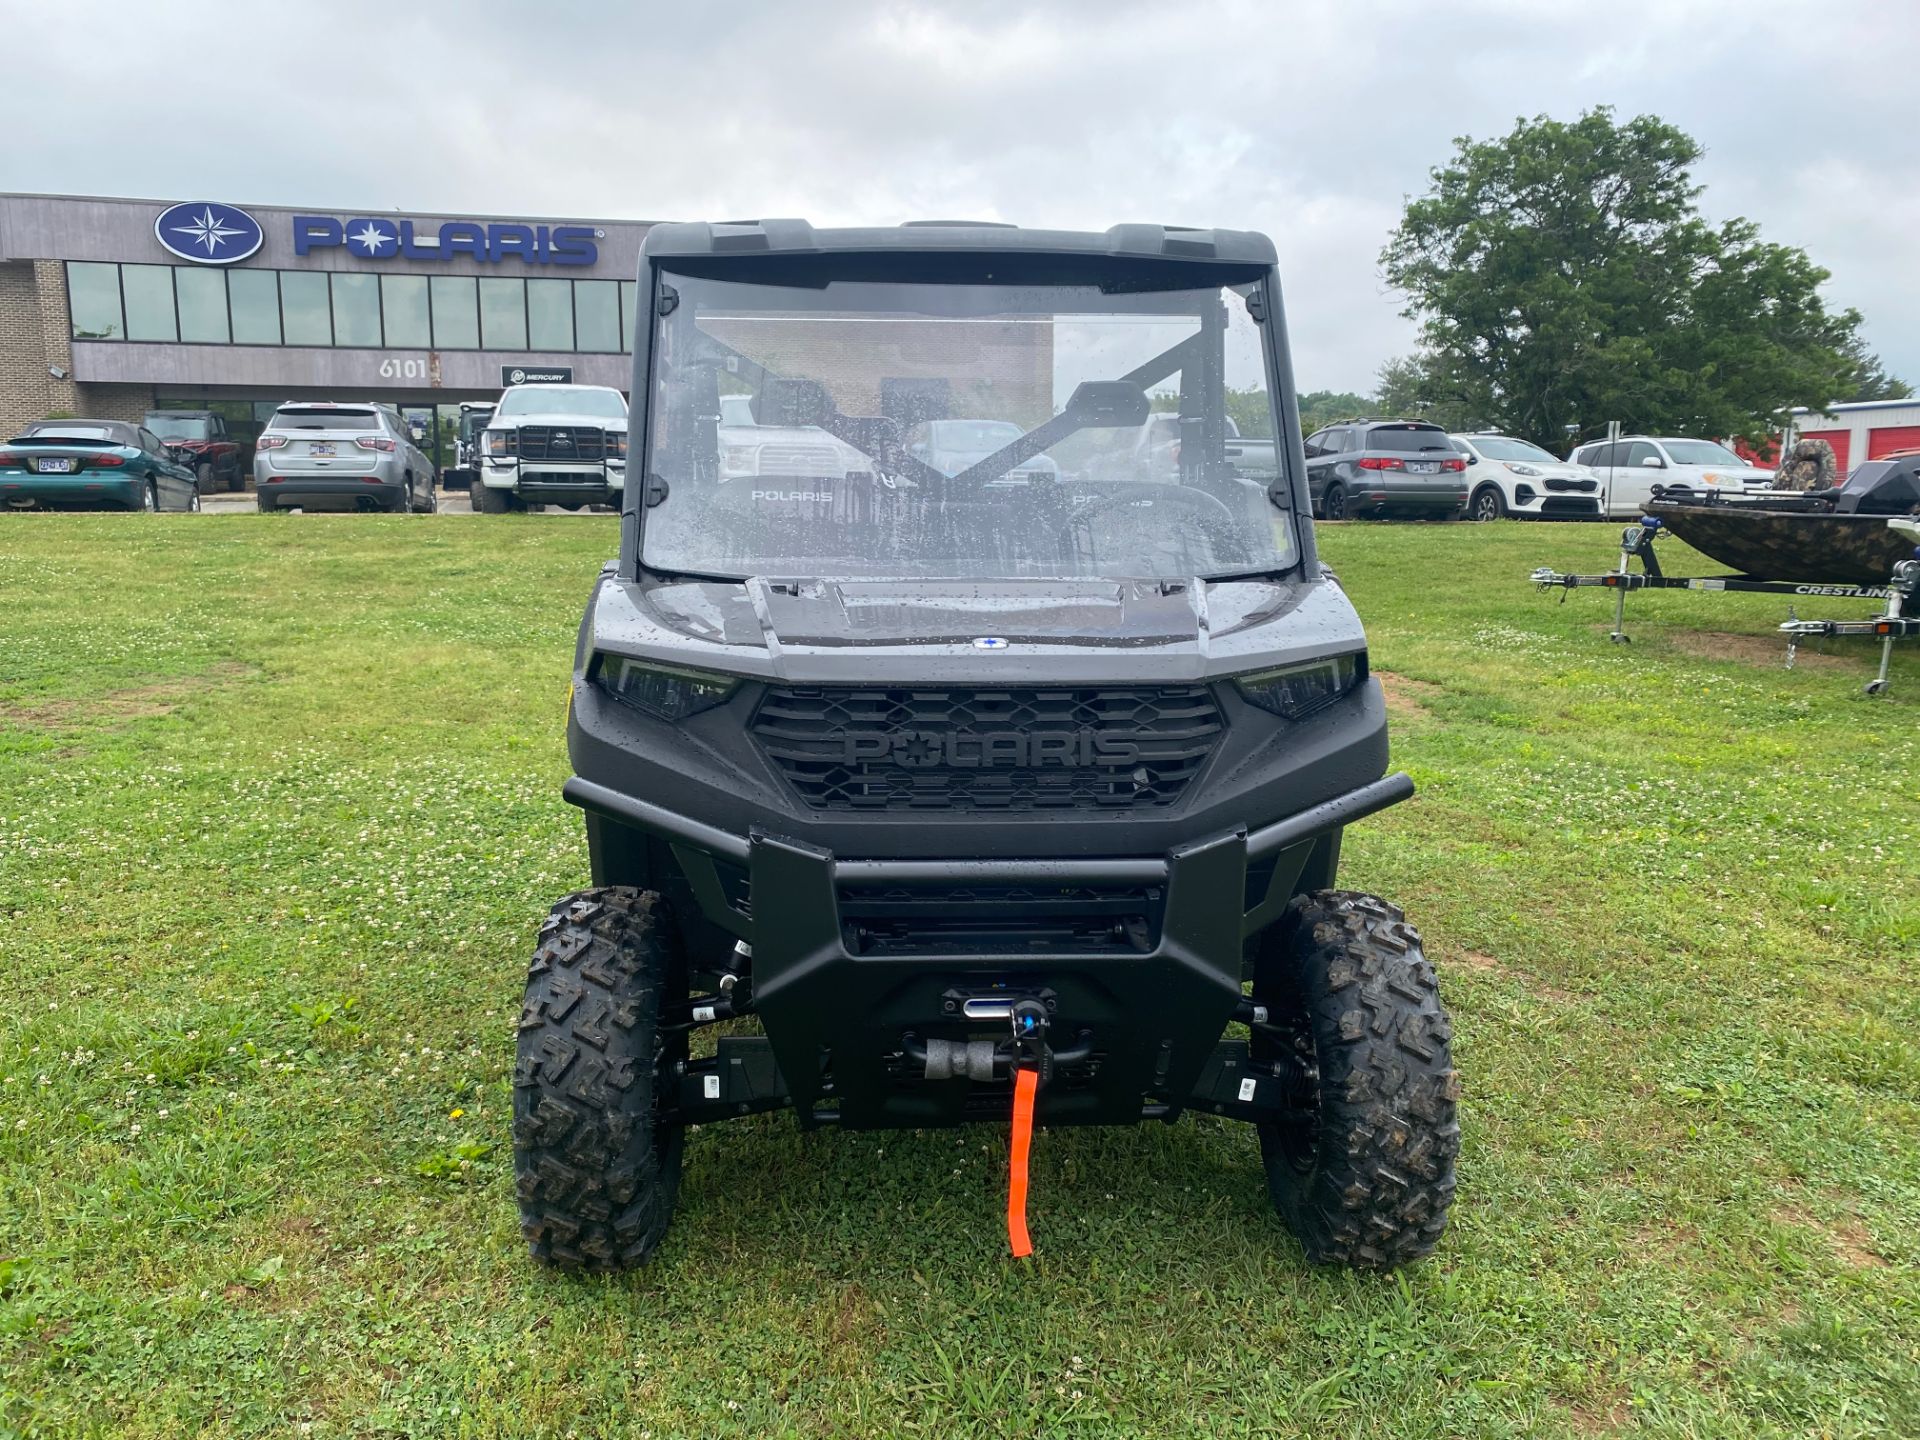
top-left (972, 636), bottom-right (1010, 650)
top-left (840, 729), bottom-right (1142, 769)
top-left (154, 202), bottom-right (265, 265)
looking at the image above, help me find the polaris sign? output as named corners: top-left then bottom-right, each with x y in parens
top-left (154, 202), bottom-right (265, 265)
top-left (292, 216), bottom-right (601, 266)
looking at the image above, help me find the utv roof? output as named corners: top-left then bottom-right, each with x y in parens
top-left (639, 219), bottom-right (1277, 266)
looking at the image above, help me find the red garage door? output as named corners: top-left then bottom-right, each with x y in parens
top-left (1800, 429), bottom-right (1850, 473)
top-left (1867, 425), bottom-right (1920, 460)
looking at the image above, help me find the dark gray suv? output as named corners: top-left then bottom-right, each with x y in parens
top-left (1303, 420), bottom-right (1469, 520)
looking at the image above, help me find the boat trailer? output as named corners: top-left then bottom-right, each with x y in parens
top-left (1531, 517), bottom-right (1920, 696)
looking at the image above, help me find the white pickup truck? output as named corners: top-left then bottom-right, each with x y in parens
top-left (472, 383), bottom-right (628, 513)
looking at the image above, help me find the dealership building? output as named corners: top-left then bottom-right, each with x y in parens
top-left (0, 191), bottom-right (654, 456)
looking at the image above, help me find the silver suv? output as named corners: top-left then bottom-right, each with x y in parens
top-left (1301, 419), bottom-right (1469, 520)
top-left (254, 402), bottom-right (438, 513)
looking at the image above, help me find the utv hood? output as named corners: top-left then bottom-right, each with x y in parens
top-left (591, 574), bottom-right (1369, 684)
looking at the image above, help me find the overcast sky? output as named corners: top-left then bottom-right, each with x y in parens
top-left (4, 0), bottom-right (1913, 396)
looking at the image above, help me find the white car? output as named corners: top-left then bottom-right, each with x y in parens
top-left (1450, 433), bottom-right (1603, 521)
top-left (473, 383), bottom-right (627, 513)
top-left (1568, 435), bottom-right (1774, 518)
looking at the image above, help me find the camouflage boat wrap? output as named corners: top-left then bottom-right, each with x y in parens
top-left (1647, 500), bottom-right (1916, 585)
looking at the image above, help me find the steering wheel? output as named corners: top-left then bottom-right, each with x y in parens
top-left (1055, 482), bottom-right (1253, 568)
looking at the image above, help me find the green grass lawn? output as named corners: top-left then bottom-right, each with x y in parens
top-left (1, 515), bottom-right (1915, 1439)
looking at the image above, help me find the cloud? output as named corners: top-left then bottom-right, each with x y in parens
top-left (3, 0), bottom-right (1912, 394)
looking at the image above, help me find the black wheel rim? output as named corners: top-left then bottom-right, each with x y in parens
top-left (1326, 489), bottom-right (1345, 520)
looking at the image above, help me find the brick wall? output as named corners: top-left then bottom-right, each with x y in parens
top-left (0, 263), bottom-right (152, 431)
top-left (74, 382), bottom-right (158, 424)
top-left (0, 261), bottom-right (52, 437)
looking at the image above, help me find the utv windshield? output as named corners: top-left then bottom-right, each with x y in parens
top-left (641, 265), bottom-right (1296, 581)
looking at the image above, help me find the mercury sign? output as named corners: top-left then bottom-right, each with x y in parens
top-left (292, 216), bottom-right (600, 266)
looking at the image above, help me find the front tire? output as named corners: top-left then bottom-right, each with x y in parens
top-left (513, 888), bottom-right (687, 1272)
top-left (471, 479), bottom-right (507, 514)
top-left (1469, 485), bottom-right (1506, 522)
top-left (1251, 891), bottom-right (1459, 1269)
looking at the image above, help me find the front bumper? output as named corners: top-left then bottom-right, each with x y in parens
top-left (479, 461), bottom-right (623, 506)
top-left (1, 475), bottom-right (144, 509)
top-left (563, 768), bottom-right (1412, 1127)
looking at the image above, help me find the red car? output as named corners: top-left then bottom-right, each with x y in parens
top-left (144, 410), bottom-right (245, 493)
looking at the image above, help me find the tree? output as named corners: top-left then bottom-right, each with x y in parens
top-left (1295, 389), bottom-right (1373, 433)
top-left (1837, 336), bottom-right (1913, 403)
top-left (1150, 385), bottom-right (1281, 437)
top-left (1382, 108), bottom-right (1870, 451)
top-left (1372, 357), bottom-right (1484, 432)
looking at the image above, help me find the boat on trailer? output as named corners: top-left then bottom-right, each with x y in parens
top-left (1645, 453), bottom-right (1920, 586)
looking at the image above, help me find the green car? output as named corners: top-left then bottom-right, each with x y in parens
top-left (0, 419), bottom-right (202, 512)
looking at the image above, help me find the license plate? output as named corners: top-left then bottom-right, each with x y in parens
top-left (1408, 461), bottom-right (1438, 474)
top-left (308, 441), bottom-right (336, 457)
top-left (35, 457), bottom-right (75, 473)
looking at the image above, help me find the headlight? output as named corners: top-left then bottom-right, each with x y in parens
top-left (484, 429), bottom-right (516, 458)
top-left (594, 654), bottom-right (738, 720)
top-left (607, 431), bottom-right (627, 461)
top-left (1234, 652), bottom-right (1365, 720)
top-left (1506, 463), bottom-right (1542, 477)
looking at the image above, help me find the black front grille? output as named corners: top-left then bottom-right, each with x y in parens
top-left (839, 882), bottom-right (1162, 954)
top-left (752, 686), bottom-right (1225, 812)
top-left (1544, 476), bottom-right (1598, 493)
top-left (1540, 496), bottom-right (1601, 516)
top-left (513, 426), bottom-right (610, 461)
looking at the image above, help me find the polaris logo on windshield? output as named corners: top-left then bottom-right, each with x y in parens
top-left (754, 489), bottom-right (832, 503)
top-left (841, 730), bottom-right (1142, 769)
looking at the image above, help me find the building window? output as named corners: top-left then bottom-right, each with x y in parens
top-left (575, 280), bottom-right (621, 353)
top-left (528, 278), bottom-right (574, 350)
top-left (229, 269), bottom-right (281, 345)
top-left (332, 273), bottom-right (381, 347)
top-left (381, 274), bottom-right (431, 349)
top-left (58, 261), bottom-right (632, 354)
top-left (480, 277), bottom-right (526, 349)
top-left (175, 267), bottom-right (230, 344)
top-left (122, 264), bottom-right (178, 342)
top-left (430, 276), bottom-right (478, 349)
top-left (67, 262), bottom-right (125, 340)
top-left (281, 272), bottom-right (332, 345)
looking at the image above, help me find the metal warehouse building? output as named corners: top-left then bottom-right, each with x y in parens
top-left (0, 191), bottom-right (654, 456)
top-left (1784, 398), bottom-right (1920, 474)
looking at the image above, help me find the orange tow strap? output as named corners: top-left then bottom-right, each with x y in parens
top-left (1008, 1066), bottom-right (1039, 1257)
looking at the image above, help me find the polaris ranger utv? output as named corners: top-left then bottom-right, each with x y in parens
top-left (514, 220), bottom-right (1459, 1272)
